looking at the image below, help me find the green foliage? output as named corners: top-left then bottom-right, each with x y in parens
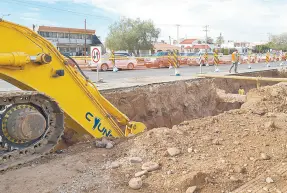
top-left (216, 33), bottom-right (224, 46)
top-left (207, 37), bottom-right (214, 44)
top-left (269, 33), bottom-right (287, 51)
top-left (229, 48), bottom-right (237, 54)
top-left (223, 49), bottom-right (229, 55)
top-left (255, 33), bottom-right (287, 53)
top-left (255, 44), bottom-right (271, 53)
top-left (105, 18), bottom-right (160, 55)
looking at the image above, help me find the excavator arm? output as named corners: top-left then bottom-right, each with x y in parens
top-left (0, 20), bottom-right (145, 170)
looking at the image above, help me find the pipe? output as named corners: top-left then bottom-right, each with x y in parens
top-left (197, 74), bottom-right (287, 82)
top-left (0, 52), bottom-right (30, 67)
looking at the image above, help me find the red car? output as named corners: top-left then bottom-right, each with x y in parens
top-left (144, 51), bottom-right (182, 68)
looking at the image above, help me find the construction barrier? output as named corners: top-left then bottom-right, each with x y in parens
top-left (273, 53), bottom-right (276, 62)
top-left (247, 52), bottom-right (252, 69)
top-left (111, 50), bottom-right (118, 72)
top-left (69, 51), bottom-right (287, 71)
top-left (254, 54), bottom-right (258, 63)
top-left (172, 49), bottom-right (180, 76)
top-left (214, 50), bottom-right (219, 72)
top-left (204, 52), bottom-right (208, 65)
top-left (168, 51), bottom-right (173, 67)
top-left (266, 52), bottom-right (270, 67)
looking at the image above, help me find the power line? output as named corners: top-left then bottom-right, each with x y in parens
top-left (1, 0), bottom-right (113, 20)
top-left (156, 23), bottom-right (202, 27)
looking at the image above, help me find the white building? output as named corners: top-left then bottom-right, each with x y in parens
top-left (37, 26), bottom-right (96, 56)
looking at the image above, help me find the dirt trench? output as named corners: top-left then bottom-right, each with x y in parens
top-left (102, 69), bottom-right (283, 129)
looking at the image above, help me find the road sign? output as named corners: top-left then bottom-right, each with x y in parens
top-left (91, 46), bottom-right (101, 64)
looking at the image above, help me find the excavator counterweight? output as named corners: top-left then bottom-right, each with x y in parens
top-left (0, 20), bottom-right (146, 170)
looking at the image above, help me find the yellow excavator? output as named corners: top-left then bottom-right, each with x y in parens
top-left (0, 20), bottom-right (146, 170)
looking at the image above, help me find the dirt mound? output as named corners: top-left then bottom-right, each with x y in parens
top-left (1, 83), bottom-right (287, 193)
top-left (102, 83), bottom-right (287, 192)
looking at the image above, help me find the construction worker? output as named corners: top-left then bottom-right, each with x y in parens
top-left (229, 50), bottom-right (239, 73)
top-left (238, 86), bottom-right (245, 95)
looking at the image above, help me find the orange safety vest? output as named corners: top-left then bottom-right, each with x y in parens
top-left (231, 52), bottom-right (237, 62)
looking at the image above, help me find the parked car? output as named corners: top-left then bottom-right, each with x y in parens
top-left (144, 51), bottom-right (181, 68)
top-left (90, 54), bottom-right (137, 71)
top-left (144, 52), bottom-right (170, 68)
top-left (114, 52), bottom-right (132, 57)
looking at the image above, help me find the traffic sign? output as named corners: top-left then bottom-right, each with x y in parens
top-left (91, 46), bottom-right (101, 64)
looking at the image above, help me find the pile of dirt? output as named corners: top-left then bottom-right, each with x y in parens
top-left (104, 83), bottom-right (287, 193)
top-left (1, 83), bottom-right (287, 193)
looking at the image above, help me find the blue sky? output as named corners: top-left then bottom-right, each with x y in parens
top-left (1, 0), bottom-right (287, 43)
top-left (0, 0), bottom-right (119, 41)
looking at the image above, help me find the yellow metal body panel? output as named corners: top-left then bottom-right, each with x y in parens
top-left (0, 20), bottom-right (146, 138)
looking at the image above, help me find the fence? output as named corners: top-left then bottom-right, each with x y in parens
top-left (70, 52), bottom-right (287, 68)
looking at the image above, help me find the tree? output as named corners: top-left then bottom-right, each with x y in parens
top-left (254, 33), bottom-right (287, 53)
top-left (207, 37), bottom-right (214, 44)
top-left (255, 44), bottom-right (271, 53)
top-left (216, 33), bottom-right (224, 47)
top-left (269, 33), bottom-right (287, 51)
top-left (105, 18), bottom-right (160, 56)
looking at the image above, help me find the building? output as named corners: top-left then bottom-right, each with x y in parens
top-left (153, 43), bottom-right (180, 53)
top-left (179, 38), bottom-right (213, 52)
top-left (37, 26), bottom-right (101, 56)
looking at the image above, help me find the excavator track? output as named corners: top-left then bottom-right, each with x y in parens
top-left (0, 91), bottom-right (64, 171)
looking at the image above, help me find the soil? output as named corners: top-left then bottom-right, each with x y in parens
top-left (1, 81), bottom-right (287, 193)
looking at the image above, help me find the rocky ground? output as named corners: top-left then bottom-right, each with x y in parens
top-left (1, 83), bottom-right (287, 193)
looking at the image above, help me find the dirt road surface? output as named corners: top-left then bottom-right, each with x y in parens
top-left (1, 82), bottom-right (287, 193)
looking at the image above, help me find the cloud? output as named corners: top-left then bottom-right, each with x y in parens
top-left (21, 12), bottom-right (39, 17)
top-left (26, 0), bottom-right (287, 42)
top-left (88, 0), bottom-right (287, 42)
top-left (29, 7), bottom-right (40, 11)
top-left (20, 17), bottom-right (58, 26)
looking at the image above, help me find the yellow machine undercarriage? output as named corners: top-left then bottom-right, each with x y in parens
top-left (0, 20), bottom-right (146, 170)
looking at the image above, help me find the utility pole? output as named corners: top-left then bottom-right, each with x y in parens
top-left (267, 33), bottom-right (272, 42)
top-left (169, 36), bottom-right (171, 45)
top-left (84, 19), bottom-right (87, 63)
top-left (176, 24), bottom-right (180, 45)
top-left (203, 25), bottom-right (209, 53)
top-left (219, 32), bottom-right (223, 48)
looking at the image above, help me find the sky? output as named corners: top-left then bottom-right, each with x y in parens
top-left (0, 0), bottom-right (286, 43)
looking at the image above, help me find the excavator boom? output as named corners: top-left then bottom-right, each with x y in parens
top-left (0, 20), bottom-right (145, 170)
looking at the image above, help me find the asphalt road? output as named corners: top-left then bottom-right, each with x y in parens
top-left (0, 61), bottom-right (285, 91)
top-left (85, 62), bottom-right (283, 81)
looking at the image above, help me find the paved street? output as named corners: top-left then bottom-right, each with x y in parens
top-left (0, 62), bottom-right (285, 91)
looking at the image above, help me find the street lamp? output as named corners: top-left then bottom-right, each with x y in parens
top-left (1, 14), bottom-right (11, 19)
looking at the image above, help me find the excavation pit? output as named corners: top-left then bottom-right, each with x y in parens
top-left (102, 69), bottom-right (285, 129)
top-left (2, 69), bottom-right (287, 193)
